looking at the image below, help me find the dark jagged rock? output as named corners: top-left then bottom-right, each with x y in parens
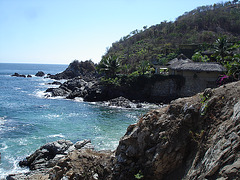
top-left (11, 73), bottom-right (19, 77)
top-left (49, 60), bottom-right (97, 80)
top-left (27, 74), bottom-right (32, 78)
top-left (18, 139), bottom-right (95, 171)
top-left (47, 81), bottom-right (62, 85)
top-left (108, 97), bottom-right (132, 108)
top-left (99, 97), bottom-right (145, 109)
top-left (45, 87), bottom-right (71, 97)
top-left (8, 139), bottom-right (114, 180)
top-left (46, 77), bottom-right (90, 98)
top-left (11, 73), bottom-right (26, 78)
top-left (35, 71), bottom-right (45, 77)
top-left (19, 139), bottom-right (74, 170)
top-left (61, 77), bottom-right (88, 91)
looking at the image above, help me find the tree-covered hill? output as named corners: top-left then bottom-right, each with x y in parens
top-left (104, 1), bottom-right (240, 69)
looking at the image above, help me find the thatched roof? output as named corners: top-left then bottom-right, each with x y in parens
top-left (167, 54), bottom-right (193, 66)
top-left (169, 62), bottom-right (226, 72)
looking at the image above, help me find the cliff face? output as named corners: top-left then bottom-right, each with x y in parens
top-left (49, 60), bottom-right (97, 80)
top-left (8, 81), bottom-right (240, 180)
top-left (46, 75), bottom-right (185, 103)
top-left (114, 81), bottom-right (240, 180)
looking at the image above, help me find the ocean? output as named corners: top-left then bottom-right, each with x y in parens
top-left (0, 63), bottom-right (150, 178)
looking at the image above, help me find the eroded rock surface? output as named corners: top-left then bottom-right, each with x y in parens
top-left (114, 81), bottom-right (240, 180)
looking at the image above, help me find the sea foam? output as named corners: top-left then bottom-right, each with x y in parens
top-left (0, 156), bottom-right (29, 179)
top-left (48, 134), bottom-right (65, 138)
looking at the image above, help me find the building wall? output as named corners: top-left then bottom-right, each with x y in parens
top-left (180, 71), bottom-right (221, 96)
top-left (149, 70), bottom-right (222, 102)
top-left (151, 79), bottom-right (177, 97)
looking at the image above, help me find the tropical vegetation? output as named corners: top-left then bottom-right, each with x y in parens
top-left (96, 0), bottom-right (240, 86)
top-left (101, 1), bottom-right (240, 70)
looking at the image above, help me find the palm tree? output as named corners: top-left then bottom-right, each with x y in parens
top-left (213, 36), bottom-right (232, 63)
top-left (137, 60), bottom-right (151, 75)
top-left (98, 55), bottom-right (121, 77)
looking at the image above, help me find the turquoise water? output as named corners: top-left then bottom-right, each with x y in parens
top-left (0, 63), bottom-right (148, 178)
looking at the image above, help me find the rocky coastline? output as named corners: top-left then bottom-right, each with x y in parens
top-left (7, 80), bottom-right (240, 179)
top-left (11, 60), bottom-right (183, 105)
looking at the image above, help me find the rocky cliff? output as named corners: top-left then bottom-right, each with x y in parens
top-left (46, 75), bottom-right (185, 103)
top-left (49, 60), bottom-right (97, 80)
top-left (114, 81), bottom-right (240, 180)
top-left (7, 81), bottom-right (240, 180)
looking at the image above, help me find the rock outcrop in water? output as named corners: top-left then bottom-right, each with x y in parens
top-left (11, 73), bottom-right (27, 78)
top-left (35, 71), bottom-right (45, 77)
top-left (46, 75), bottom-right (185, 103)
top-left (8, 139), bottom-right (114, 180)
top-left (49, 60), bottom-right (97, 80)
top-left (7, 81), bottom-right (240, 180)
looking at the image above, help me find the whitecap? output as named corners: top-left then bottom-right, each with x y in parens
top-left (44, 114), bottom-right (61, 119)
top-left (18, 138), bottom-right (28, 146)
top-left (67, 113), bottom-right (79, 117)
top-left (48, 134), bottom-right (65, 138)
top-left (74, 97), bottom-right (84, 102)
top-left (39, 82), bottom-right (47, 86)
top-left (32, 90), bottom-right (49, 99)
top-left (0, 142), bottom-right (8, 150)
top-left (31, 90), bottom-right (62, 99)
top-left (0, 116), bottom-right (7, 131)
top-left (14, 87), bottom-right (21, 90)
top-left (125, 114), bottom-right (140, 121)
top-left (0, 155), bottom-right (29, 179)
top-left (0, 116), bottom-right (6, 125)
top-left (94, 136), bottom-right (119, 150)
top-left (48, 96), bottom-right (66, 100)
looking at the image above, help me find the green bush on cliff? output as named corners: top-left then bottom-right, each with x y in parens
top-left (100, 77), bottom-right (121, 87)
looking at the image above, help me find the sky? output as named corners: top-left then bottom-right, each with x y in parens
top-left (0, 0), bottom-right (227, 65)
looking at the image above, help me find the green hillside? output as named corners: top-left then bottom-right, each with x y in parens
top-left (103, 1), bottom-right (240, 70)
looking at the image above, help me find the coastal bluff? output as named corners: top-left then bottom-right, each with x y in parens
top-left (7, 81), bottom-right (240, 179)
top-left (45, 60), bottom-right (225, 104)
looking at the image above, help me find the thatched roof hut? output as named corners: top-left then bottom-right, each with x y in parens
top-left (169, 62), bottom-right (226, 72)
top-left (167, 54), bottom-right (193, 66)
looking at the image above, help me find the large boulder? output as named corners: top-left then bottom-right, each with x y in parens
top-left (103, 96), bottom-right (135, 108)
top-left (19, 140), bottom-right (73, 170)
top-left (35, 71), bottom-right (45, 77)
top-left (47, 81), bottom-right (62, 85)
top-left (45, 77), bottom-right (95, 99)
top-left (61, 77), bottom-right (88, 91)
top-left (9, 139), bottom-right (113, 180)
top-left (45, 87), bottom-right (71, 97)
top-left (18, 139), bottom-right (94, 171)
